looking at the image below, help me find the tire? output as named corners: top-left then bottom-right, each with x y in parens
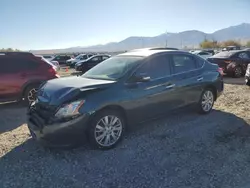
top-left (22, 84), bottom-right (40, 106)
top-left (233, 66), bottom-right (242, 78)
top-left (87, 110), bottom-right (125, 150)
top-left (246, 78), bottom-right (250, 86)
top-left (197, 88), bottom-right (215, 114)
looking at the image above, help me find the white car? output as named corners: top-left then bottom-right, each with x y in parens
top-left (66, 54), bottom-right (94, 67)
top-left (191, 50), bottom-right (213, 59)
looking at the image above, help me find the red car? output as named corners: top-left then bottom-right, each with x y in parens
top-left (0, 52), bottom-right (59, 105)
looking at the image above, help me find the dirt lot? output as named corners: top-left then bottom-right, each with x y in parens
top-left (1, 78), bottom-right (250, 188)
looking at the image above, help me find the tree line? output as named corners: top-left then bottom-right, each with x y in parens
top-left (0, 48), bottom-right (21, 52)
top-left (1, 40), bottom-right (250, 52)
top-left (200, 40), bottom-right (250, 49)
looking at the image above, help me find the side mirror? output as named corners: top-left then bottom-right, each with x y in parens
top-left (131, 73), bottom-right (150, 83)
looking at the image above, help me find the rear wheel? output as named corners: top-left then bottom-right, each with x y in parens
top-left (234, 66), bottom-right (242, 78)
top-left (197, 89), bottom-right (215, 114)
top-left (87, 110), bottom-right (125, 150)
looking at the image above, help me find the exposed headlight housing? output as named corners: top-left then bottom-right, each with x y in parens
top-left (55, 100), bottom-right (85, 118)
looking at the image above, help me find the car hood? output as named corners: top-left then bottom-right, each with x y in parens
top-left (66, 58), bottom-right (75, 62)
top-left (37, 76), bottom-right (116, 105)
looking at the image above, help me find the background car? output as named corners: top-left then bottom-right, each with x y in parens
top-left (66, 54), bottom-right (94, 68)
top-left (0, 52), bottom-right (59, 105)
top-left (50, 55), bottom-right (71, 65)
top-left (75, 54), bottom-right (111, 72)
top-left (191, 50), bottom-right (213, 59)
top-left (42, 55), bottom-right (55, 61)
top-left (27, 48), bottom-right (223, 150)
top-left (207, 50), bottom-right (250, 77)
top-left (245, 63), bottom-right (250, 86)
top-left (222, 46), bottom-right (241, 51)
top-left (50, 60), bottom-right (61, 71)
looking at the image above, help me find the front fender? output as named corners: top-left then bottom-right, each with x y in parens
top-left (21, 79), bottom-right (46, 96)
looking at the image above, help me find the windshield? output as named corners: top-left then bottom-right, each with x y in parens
top-left (212, 51), bottom-right (235, 58)
top-left (75, 54), bottom-right (84, 59)
top-left (82, 56), bottom-right (143, 80)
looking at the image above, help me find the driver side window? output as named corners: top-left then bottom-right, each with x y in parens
top-left (134, 55), bottom-right (171, 80)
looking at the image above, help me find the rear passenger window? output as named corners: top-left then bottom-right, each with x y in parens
top-left (172, 55), bottom-right (196, 74)
top-left (196, 56), bottom-right (205, 68)
top-left (0, 58), bottom-right (38, 73)
top-left (135, 55), bottom-right (171, 79)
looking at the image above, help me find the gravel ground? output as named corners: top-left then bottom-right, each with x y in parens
top-left (1, 82), bottom-right (250, 188)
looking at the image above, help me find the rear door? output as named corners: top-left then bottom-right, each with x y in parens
top-left (87, 56), bottom-right (102, 69)
top-left (169, 53), bottom-right (204, 105)
top-left (0, 56), bottom-right (38, 101)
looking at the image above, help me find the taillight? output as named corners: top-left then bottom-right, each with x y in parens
top-left (48, 66), bottom-right (60, 77)
top-left (218, 67), bottom-right (224, 75)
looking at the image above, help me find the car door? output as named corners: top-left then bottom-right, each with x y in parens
top-left (169, 53), bottom-right (204, 106)
top-left (0, 56), bottom-right (33, 102)
top-left (125, 54), bottom-right (181, 121)
top-left (87, 56), bottom-right (101, 70)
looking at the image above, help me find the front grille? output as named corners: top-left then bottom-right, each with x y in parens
top-left (34, 103), bottom-right (58, 120)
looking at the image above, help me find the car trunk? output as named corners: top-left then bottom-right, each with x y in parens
top-left (207, 57), bottom-right (231, 72)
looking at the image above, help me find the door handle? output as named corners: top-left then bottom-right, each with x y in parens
top-left (197, 77), bottom-right (203, 81)
top-left (165, 84), bottom-right (175, 89)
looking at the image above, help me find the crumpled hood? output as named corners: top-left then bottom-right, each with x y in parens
top-left (37, 76), bottom-right (116, 105)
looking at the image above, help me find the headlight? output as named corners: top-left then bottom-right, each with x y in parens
top-left (55, 100), bottom-right (85, 118)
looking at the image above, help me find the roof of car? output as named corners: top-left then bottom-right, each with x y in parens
top-left (0, 51), bottom-right (34, 56)
top-left (117, 48), bottom-right (181, 57)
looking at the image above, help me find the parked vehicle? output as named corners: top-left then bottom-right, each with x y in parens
top-left (0, 52), bottom-right (59, 104)
top-left (207, 50), bottom-right (250, 77)
top-left (191, 50), bottom-right (213, 59)
top-left (42, 55), bottom-right (55, 61)
top-left (222, 46), bottom-right (241, 51)
top-left (27, 48), bottom-right (223, 149)
top-left (50, 61), bottom-right (61, 71)
top-left (66, 54), bottom-right (94, 68)
top-left (245, 63), bottom-right (250, 86)
top-left (75, 54), bottom-right (111, 72)
top-left (203, 49), bottom-right (215, 55)
top-left (50, 55), bottom-right (71, 65)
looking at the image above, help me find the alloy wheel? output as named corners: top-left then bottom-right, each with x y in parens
top-left (235, 67), bottom-right (242, 77)
top-left (94, 115), bottom-right (123, 147)
top-left (201, 90), bottom-right (214, 112)
top-left (27, 88), bottom-right (38, 103)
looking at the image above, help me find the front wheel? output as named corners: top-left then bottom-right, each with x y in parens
top-left (197, 89), bottom-right (215, 114)
top-left (22, 84), bottom-right (39, 106)
top-left (87, 110), bottom-right (125, 150)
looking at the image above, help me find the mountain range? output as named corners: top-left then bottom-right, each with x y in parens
top-left (31, 23), bottom-right (250, 54)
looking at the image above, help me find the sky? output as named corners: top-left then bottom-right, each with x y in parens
top-left (1, 0), bottom-right (250, 50)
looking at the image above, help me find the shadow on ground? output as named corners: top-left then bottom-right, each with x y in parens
top-left (0, 102), bottom-right (27, 133)
top-left (1, 109), bottom-right (250, 188)
top-left (223, 76), bottom-right (245, 85)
